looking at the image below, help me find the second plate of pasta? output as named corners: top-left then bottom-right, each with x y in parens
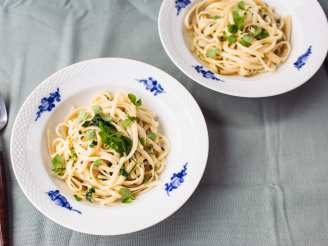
top-left (159, 0), bottom-right (328, 97)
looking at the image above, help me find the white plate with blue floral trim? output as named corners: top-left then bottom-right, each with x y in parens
top-left (158, 0), bottom-right (328, 97)
top-left (10, 58), bottom-right (209, 235)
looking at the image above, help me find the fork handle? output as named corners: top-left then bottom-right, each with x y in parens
top-left (0, 151), bottom-right (8, 246)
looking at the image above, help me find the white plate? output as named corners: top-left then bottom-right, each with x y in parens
top-left (10, 58), bottom-right (209, 235)
top-left (159, 0), bottom-right (328, 97)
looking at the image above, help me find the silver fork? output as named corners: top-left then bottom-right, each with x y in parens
top-left (0, 95), bottom-right (8, 246)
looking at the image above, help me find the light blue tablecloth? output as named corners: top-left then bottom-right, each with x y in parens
top-left (0, 0), bottom-right (328, 245)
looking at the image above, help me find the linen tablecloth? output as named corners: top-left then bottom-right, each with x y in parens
top-left (0, 0), bottom-right (328, 245)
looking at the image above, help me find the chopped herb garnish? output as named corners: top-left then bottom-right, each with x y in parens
top-left (147, 132), bottom-right (157, 141)
top-left (232, 9), bottom-right (245, 30)
top-left (93, 159), bottom-right (102, 167)
top-left (238, 1), bottom-right (246, 10)
top-left (122, 116), bottom-right (136, 129)
top-left (118, 188), bottom-right (135, 203)
top-left (74, 195), bottom-right (82, 201)
top-left (212, 15), bottom-right (221, 20)
top-left (228, 24), bottom-right (238, 33)
top-left (52, 154), bottom-right (65, 176)
top-left (99, 121), bottom-right (132, 155)
top-left (206, 48), bottom-right (218, 58)
top-left (92, 105), bottom-right (102, 114)
top-left (256, 29), bottom-right (269, 40)
top-left (83, 114), bottom-right (132, 155)
top-left (85, 187), bottom-right (95, 202)
top-left (89, 140), bottom-right (98, 148)
top-left (119, 168), bottom-right (129, 177)
top-left (140, 137), bottom-right (146, 146)
top-left (128, 93), bottom-right (142, 106)
top-left (227, 34), bottom-right (237, 45)
top-left (82, 113), bottom-right (112, 128)
top-left (248, 26), bottom-right (269, 40)
top-left (86, 129), bottom-right (96, 140)
top-left (249, 26), bottom-right (262, 37)
top-left (240, 34), bottom-right (253, 47)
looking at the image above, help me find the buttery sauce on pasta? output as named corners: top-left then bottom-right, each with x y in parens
top-left (48, 91), bottom-right (169, 205)
top-left (184, 0), bottom-right (291, 76)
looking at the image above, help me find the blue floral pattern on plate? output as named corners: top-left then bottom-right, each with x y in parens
top-left (175, 0), bottom-right (191, 15)
top-left (165, 163), bottom-right (188, 196)
top-left (35, 88), bottom-right (61, 121)
top-left (137, 77), bottom-right (165, 96)
top-left (294, 46), bottom-right (312, 70)
top-left (47, 190), bottom-right (81, 214)
top-left (193, 65), bottom-right (223, 81)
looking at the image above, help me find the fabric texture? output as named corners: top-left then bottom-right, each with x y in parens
top-left (0, 0), bottom-right (327, 245)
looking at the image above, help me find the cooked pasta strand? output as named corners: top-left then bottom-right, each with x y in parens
top-left (184, 0), bottom-right (291, 76)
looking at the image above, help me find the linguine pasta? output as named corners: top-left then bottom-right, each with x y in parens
top-left (48, 91), bottom-right (169, 205)
top-left (184, 0), bottom-right (292, 76)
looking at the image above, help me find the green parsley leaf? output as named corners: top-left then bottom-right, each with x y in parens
top-left (227, 34), bottom-right (237, 45)
top-left (92, 105), bottom-right (102, 114)
top-left (82, 113), bottom-right (113, 128)
top-left (212, 15), bottom-right (221, 20)
top-left (256, 29), bottom-right (269, 40)
top-left (93, 159), bottom-right (102, 167)
top-left (238, 1), bottom-right (246, 10)
top-left (85, 114), bottom-right (132, 155)
top-left (232, 9), bottom-right (245, 30)
top-left (206, 48), bottom-right (218, 58)
top-left (140, 137), bottom-right (146, 146)
top-left (228, 24), bottom-right (238, 33)
top-left (122, 116), bottom-right (136, 129)
top-left (52, 154), bottom-right (65, 176)
top-left (147, 132), bottom-right (157, 141)
top-left (123, 197), bottom-right (134, 203)
top-left (118, 188), bottom-right (135, 203)
top-left (74, 195), bottom-right (82, 201)
top-left (119, 168), bottom-right (129, 177)
top-left (86, 187), bottom-right (95, 202)
top-left (99, 121), bottom-right (132, 155)
top-left (240, 34), bottom-right (253, 47)
top-left (128, 93), bottom-right (142, 106)
top-left (249, 26), bottom-right (262, 37)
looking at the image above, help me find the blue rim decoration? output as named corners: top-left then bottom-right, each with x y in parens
top-left (294, 46), bottom-right (312, 70)
top-left (193, 65), bottom-right (224, 81)
top-left (137, 77), bottom-right (165, 96)
top-left (35, 88), bottom-right (61, 121)
top-left (175, 0), bottom-right (191, 16)
top-left (47, 190), bottom-right (81, 214)
top-left (165, 163), bottom-right (188, 196)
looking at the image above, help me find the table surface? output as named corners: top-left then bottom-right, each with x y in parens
top-left (0, 0), bottom-right (328, 245)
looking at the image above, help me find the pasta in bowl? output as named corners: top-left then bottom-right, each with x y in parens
top-left (159, 0), bottom-right (328, 97)
top-left (184, 0), bottom-right (291, 76)
top-left (49, 91), bottom-right (169, 205)
top-left (10, 58), bottom-right (209, 235)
